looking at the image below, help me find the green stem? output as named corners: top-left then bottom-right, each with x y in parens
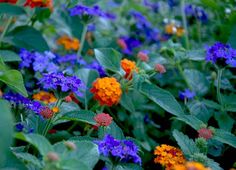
top-left (197, 21), bottom-right (202, 45)
top-left (86, 127), bottom-right (94, 137)
top-left (181, 0), bottom-right (190, 49)
top-left (216, 69), bottom-right (223, 107)
top-left (0, 16), bottom-right (13, 43)
top-left (77, 24), bottom-right (88, 57)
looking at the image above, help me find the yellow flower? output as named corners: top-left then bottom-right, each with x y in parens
top-left (120, 59), bottom-right (138, 79)
top-left (173, 161), bottom-right (211, 170)
top-left (52, 107), bottom-right (59, 113)
top-left (165, 24), bottom-right (185, 37)
top-left (33, 91), bottom-right (56, 104)
top-left (154, 144), bottom-right (186, 170)
top-left (57, 35), bottom-right (80, 51)
top-left (90, 77), bottom-right (122, 106)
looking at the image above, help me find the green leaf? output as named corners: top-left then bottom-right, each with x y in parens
top-left (176, 115), bottom-right (205, 130)
top-left (0, 99), bottom-right (14, 166)
top-left (114, 163), bottom-right (143, 170)
top-left (14, 133), bottom-right (53, 156)
top-left (228, 24), bottom-right (236, 49)
top-left (14, 152), bottom-right (42, 168)
top-left (94, 48), bottom-right (121, 73)
top-left (120, 91), bottom-right (136, 113)
top-left (54, 141), bottom-right (99, 169)
top-left (98, 122), bottom-right (125, 140)
top-left (213, 129), bottom-right (236, 148)
top-left (206, 157), bottom-right (223, 170)
top-left (140, 82), bottom-right (184, 116)
top-left (200, 0), bottom-right (220, 10)
top-left (60, 160), bottom-right (89, 170)
top-left (223, 94), bottom-right (236, 112)
top-left (202, 99), bottom-right (221, 110)
top-left (6, 26), bottom-right (49, 52)
top-left (0, 50), bottom-right (21, 62)
top-left (35, 7), bottom-right (51, 22)
top-left (186, 49), bottom-right (205, 61)
top-left (0, 69), bottom-right (28, 97)
top-left (184, 69), bottom-right (209, 96)
top-left (61, 110), bottom-right (96, 125)
top-left (214, 112), bottom-right (234, 131)
top-left (0, 3), bottom-right (26, 16)
top-left (172, 130), bottom-right (200, 156)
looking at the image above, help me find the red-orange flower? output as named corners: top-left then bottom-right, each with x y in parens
top-left (120, 59), bottom-right (138, 79)
top-left (33, 91), bottom-right (56, 104)
top-left (0, 0), bottom-right (17, 3)
top-left (94, 113), bottom-right (113, 127)
top-left (40, 106), bottom-right (54, 119)
top-left (154, 144), bottom-right (186, 170)
top-left (90, 77), bottom-right (122, 106)
top-left (57, 35), bottom-right (80, 51)
top-left (24, 0), bottom-right (53, 9)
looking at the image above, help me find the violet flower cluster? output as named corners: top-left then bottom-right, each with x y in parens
top-left (119, 36), bottom-right (142, 55)
top-left (185, 4), bottom-right (208, 23)
top-left (19, 49), bottom-right (59, 73)
top-left (205, 42), bottom-right (236, 67)
top-left (86, 61), bottom-right (106, 77)
top-left (4, 92), bottom-right (42, 115)
top-left (96, 135), bottom-right (141, 165)
top-left (69, 4), bottom-right (116, 20)
top-left (179, 89), bottom-right (195, 100)
top-left (39, 73), bottom-right (84, 96)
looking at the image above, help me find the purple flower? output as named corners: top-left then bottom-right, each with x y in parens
top-left (205, 42), bottom-right (236, 67)
top-left (87, 23), bottom-right (96, 32)
top-left (69, 4), bottom-right (116, 20)
top-left (15, 123), bottom-right (24, 132)
top-left (86, 61), bottom-right (106, 77)
top-left (39, 73), bottom-right (84, 96)
top-left (4, 92), bottom-right (42, 115)
top-left (19, 49), bottom-right (34, 68)
top-left (143, 0), bottom-right (159, 12)
top-left (96, 135), bottom-right (141, 165)
top-left (179, 89), bottom-right (195, 100)
top-left (120, 36), bottom-right (142, 55)
top-left (185, 4), bottom-right (208, 23)
top-left (57, 54), bottom-right (86, 65)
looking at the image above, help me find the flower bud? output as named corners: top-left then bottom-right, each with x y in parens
top-left (46, 152), bottom-right (59, 162)
top-left (198, 128), bottom-right (213, 140)
top-left (137, 51), bottom-right (149, 62)
top-left (64, 141), bottom-right (77, 150)
top-left (154, 64), bottom-right (166, 74)
top-left (64, 96), bottom-right (72, 103)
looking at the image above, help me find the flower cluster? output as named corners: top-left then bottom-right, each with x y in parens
top-left (57, 35), bottom-right (80, 51)
top-left (165, 23), bottom-right (185, 37)
top-left (39, 73), bottom-right (84, 96)
top-left (33, 91), bottom-right (57, 104)
top-left (185, 4), bottom-right (208, 23)
top-left (69, 4), bottom-right (116, 20)
top-left (117, 37), bottom-right (141, 55)
top-left (86, 60), bottom-right (106, 77)
top-left (121, 59), bottom-right (138, 79)
top-left (154, 144), bottom-right (186, 170)
top-left (94, 113), bottom-right (113, 127)
top-left (19, 49), bottom-right (59, 73)
top-left (0, 0), bottom-right (17, 3)
top-left (4, 92), bottom-right (42, 115)
top-left (24, 0), bottom-right (53, 9)
top-left (205, 42), bottom-right (236, 67)
top-left (96, 135), bottom-right (141, 165)
top-left (39, 106), bottom-right (54, 119)
top-left (197, 128), bottom-right (213, 140)
top-left (173, 161), bottom-right (211, 170)
top-left (179, 89), bottom-right (195, 100)
top-left (90, 77), bottom-right (122, 106)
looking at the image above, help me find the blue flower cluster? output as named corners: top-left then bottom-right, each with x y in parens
top-left (19, 49), bottom-right (59, 73)
top-left (69, 4), bottom-right (116, 20)
top-left (57, 54), bottom-right (86, 65)
top-left (179, 89), bottom-right (195, 100)
top-left (4, 92), bottom-right (42, 115)
top-left (205, 42), bottom-right (236, 67)
top-left (39, 73), bottom-right (84, 96)
top-left (185, 4), bottom-right (208, 23)
top-left (130, 10), bottom-right (159, 42)
top-left (86, 61), bottom-right (106, 77)
top-left (96, 135), bottom-right (141, 165)
top-left (120, 36), bottom-right (142, 55)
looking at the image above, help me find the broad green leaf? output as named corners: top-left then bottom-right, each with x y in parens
top-left (176, 115), bottom-right (205, 130)
top-left (140, 82), bottom-right (184, 116)
top-left (54, 141), bottom-right (99, 169)
top-left (120, 91), bottom-right (136, 113)
top-left (0, 3), bottom-right (26, 16)
top-left (173, 130), bottom-right (200, 157)
top-left (223, 94), bottom-right (236, 112)
top-left (98, 122), bottom-right (125, 140)
top-left (214, 112), bottom-right (234, 131)
top-left (0, 69), bottom-right (28, 97)
top-left (61, 110), bottom-right (96, 125)
top-left (0, 50), bottom-right (21, 62)
top-left (228, 24), bottom-right (236, 49)
top-left (184, 69), bottom-right (209, 96)
top-left (14, 152), bottom-right (42, 168)
top-left (14, 133), bottom-right (53, 156)
top-left (60, 160), bottom-right (89, 170)
top-left (35, 7), bottom-right (51, 22)
top-left (94, 48), bottom-right (121, 72)
top-left (186, 49), bottom-right (205, 61)
top-left (114, 163), bottom-right (143, 170)
top-left (200, 0), bottom-right (220, 10)
top-left (202, 99), bottom-right (221, 110)
top-left (6, 26), bottom-right (49, 52)
top-left (0, 99), bottom-right (14, 166)
top-left (213, 129), bottom-right (236, 148)
top-left (206, 157), bottom-right (223, 170)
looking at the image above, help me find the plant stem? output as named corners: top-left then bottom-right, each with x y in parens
top-left (77, 24), bottom-right (88, 57)
top-left (197, 21), bottom-right (202, 45)
top-left (0, 16), bottom-right (13, 43)
top-left (181, 0), bottom-right (190, 49)
top-left (216, 69), bottom-right (223, 107)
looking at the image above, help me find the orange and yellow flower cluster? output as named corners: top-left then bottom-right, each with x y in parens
top-left (90, 77), bottom-right (122, 106)
top-left (57, 35), bottom-right (80, 51)
top-left (24, 0), bottom-right (53, 9)
top-left (154, 144), bottom-right (186, 170)
top-left (165, 24), bottom-right (185, 37)
top-left (120, 59), bottom-right (138, 79)
top-left (173, 161), bottom-right (211, 170)
top-left (33, 91), bottom-right (57, 104)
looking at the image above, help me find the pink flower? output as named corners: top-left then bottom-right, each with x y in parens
top-left (137, 51), bottom-right (149, 62)
top-left (94, 113), bottom-right (113, 127)
top-left (155, 64), bottom-right (166, 74)
top-left (64, 96), bottom-right (72, 102)
top-left (117, 39), bottom-right (127, 49)
top-left (198, 128), bottom-right (213, 140)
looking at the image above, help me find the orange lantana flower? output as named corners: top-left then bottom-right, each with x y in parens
top-left (57, 35), bottom-right (80, 51)
top-left (120, 59), bottom-right (138, 79)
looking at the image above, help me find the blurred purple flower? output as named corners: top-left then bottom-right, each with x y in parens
top-left (205, 42), bottom-right (236, 67)
top-left (96, 135), bottom-right (141, 165)
top-left (19, 49), bottom-right (34, 68)
top-left (179, 89), bottom-right (195, 100)
top-left (185, 4), bottom-right (208, 23)
top-left (120, 36), bottom-right (141, 55)
top-left (39, 73), bottom-right (84, 96)
top-left (86, 61), bottom-right (106, 77)
top-left (15, 123), bottom-right (24, 132)
top-left (87, 23), bottom-right (96, 32)
top-left (57, 54), bottom-right (86, 65)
